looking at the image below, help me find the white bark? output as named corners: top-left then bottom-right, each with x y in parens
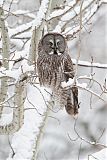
top-left (0, 7), bottom-right (9, 118)
top-left (0, 7), bottom-right (26, 134)
top-left (0, 77), bottom-right (26, 134)
top-left (46, 0), bottom-right (67, 31)
top-left (28, 0), bottom-right (51, 66)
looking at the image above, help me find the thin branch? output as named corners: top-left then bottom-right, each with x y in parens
top-left (95, 128), bottom-right (106, 143)
top-left (73, 118), bottom-right (107, 148)
top-left (8, 135), bottom-right (15, 158)
top-left (78, 141), bottom-right (83, 160)
top-left (4, 0), bottom-right (14, 20)
top-left (61, 0), bottom-right (101, 32)
top-left (31, 83), bottom-right (59, 113)
top-left (88, 154), bottom-right (100, 160)
top-left (74, 0), bottom-right (84, 84)
top-left (77, 76), bottom-right (105, 92)
top-left (77, 85), bottom-right (106, 102)
top-left (63, 0), bottom-right (102, 40)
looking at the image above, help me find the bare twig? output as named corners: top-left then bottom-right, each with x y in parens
top-left (77, 76), bottom-right (105, 93)
top-left (74, 0), bottom-right (84, 85)
top-left (73, 118), bottom-right (107, 148)
top-left (88, 154), bottom-right (100, 160)
top-left (78, 141), bottom-right (83, 160)
top-left (4, 0), bottom-right (14, 20)
top-left (8, 135), bottom-right (15, 158)
top-left (77, 85), bottom-right (106, 102)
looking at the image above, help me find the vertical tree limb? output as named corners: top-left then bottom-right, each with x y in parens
top-left (74, 0), bottom-right (84, 84)
top-left (0, 77), bottom-right (26, 134)
top-left (0, 7), bottom-right (9, 118)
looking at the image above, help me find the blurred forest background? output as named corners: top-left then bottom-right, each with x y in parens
top-left (0, 0), bottom-right (107, 160)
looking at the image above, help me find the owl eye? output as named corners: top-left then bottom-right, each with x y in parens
top-left (49, 42), bottom-right (53, 46)
top-left (46, 41), bottom-right (53, 46)
top-left (57, 41), bottom-right (61, 45)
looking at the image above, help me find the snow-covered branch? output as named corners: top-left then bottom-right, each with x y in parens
top-left (72, 59), bottom-right (107, 69)
top-left (28, 0), bottom-right (51, 65)
top-left (52, 0), bottom-right (102, 37)
top-left (62, 78), bottom-right (106, 103)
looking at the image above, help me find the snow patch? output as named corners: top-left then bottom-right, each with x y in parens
top-left (61, 78), bottom-right (74, 88)
top-left (32, 0), bottom-right (49, 28)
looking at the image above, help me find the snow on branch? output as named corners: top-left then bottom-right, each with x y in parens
top-left (52, 0), bottom-right (102, 36)
top-left (12, 9), bottom-right (36, 19)
top-left (61, 78), bottom-right (106, 103)
top-left (9, 0), bottom-right (104, 40)
top-left (28, 0), bottom-right (51, 65)
top-left (32, 0), bottom-right (50, 28)
top-left (9, 0), bottom-right (50, 39)
top-left (9, 22), bottom-right (32, 39)
top-left (0, 63), bottom-right (34, 81)
top-left (72, 59), bottom-right (107, 69)
top-left (47, 0), bottom-right (77, 21)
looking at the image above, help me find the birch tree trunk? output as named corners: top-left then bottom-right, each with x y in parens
top-left (0, 7), bottom-right (9, 118)
top-left (0, 7), bottom-right (26, 134)
top-left (0, 79), bottom-right (26, 134)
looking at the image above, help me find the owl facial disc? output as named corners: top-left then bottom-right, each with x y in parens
top-left (48, 39), bottom-right (62, 55)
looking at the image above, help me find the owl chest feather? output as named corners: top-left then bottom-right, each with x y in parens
top-left (38, 55), bottom-right (65, 88)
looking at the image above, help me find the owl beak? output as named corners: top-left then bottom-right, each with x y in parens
top-left (54, 42), bottom-right (58, 55)
top-left (54, 49), bottom-right (57, 55)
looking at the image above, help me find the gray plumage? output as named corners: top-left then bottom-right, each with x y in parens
top-left (37, 33), bottom-right (79, 115)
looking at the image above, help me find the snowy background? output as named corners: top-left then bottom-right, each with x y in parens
top-left (0, 0), bottom-right (107, 160)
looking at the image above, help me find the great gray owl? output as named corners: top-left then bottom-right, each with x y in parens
top-left (37, 33), bottom-right (79, 115)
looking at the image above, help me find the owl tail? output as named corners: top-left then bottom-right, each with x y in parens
top-left (65, 86), bottom-right (79, 116)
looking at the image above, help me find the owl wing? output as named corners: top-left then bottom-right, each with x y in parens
top-left (64, 54), bottom-right (79, 115)
top-left (37, 40), bottom-right (45, 86)
top-left (64, 54), bottom-right (75, 82)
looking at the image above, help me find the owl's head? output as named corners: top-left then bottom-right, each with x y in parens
top-left (40, 33), bottom-right (66, 56)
